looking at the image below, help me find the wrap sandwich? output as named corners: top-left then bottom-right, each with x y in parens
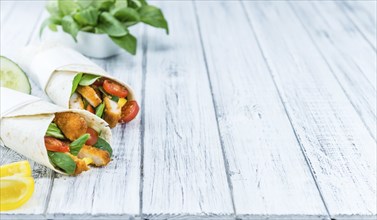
top-left (17, 44), bottom-right (139, 128)
top-left (0, 87), bottom-right (113, 175)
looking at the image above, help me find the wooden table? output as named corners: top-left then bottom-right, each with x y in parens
top-left (1, 1), bottom-right (376, 219)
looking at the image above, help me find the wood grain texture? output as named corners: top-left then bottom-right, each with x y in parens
top-left (243, 1), bottom-right (376, 219)
top-left (141, 1), bottom-right (234, 218)
top-left (2, 1), bottom-right (377, 219)
top-left (0, 1), bottom-right (52, 219)
top-left (0, 1), bottom-right (15, 25)
top-left (195, 1), bottom-right (328, 219)
top-left (45, 28), bottom-right (143, 219)
top-left (337, 1), bottom-right (377, 49)
top-left (290, 1), bottom-right (376, 140)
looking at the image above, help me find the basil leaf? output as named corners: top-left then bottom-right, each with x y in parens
top-left (77, 0), bottom-right (94, 9)
top-left (69, 134), bottom-right (90, 156)
top-left (81, 26), bottom-right (95, 32)
top-left (40, 16), bottom-right (61, 36)
top-left (79, 74), bottom-right (101, 86)
top-left (62, 15), bottom-right (80, 41)
top-left (48, 151), bottom-right (76, 175)
top-left (93, 0), bottom-right (115, 10)
top-left (139, 5), bottom-right (169, 34)
top-left (93, 137), bottom-right (112, 157)
top-left (58, 0), bottom-right (79, 15)
top-left (113, 7), bottom-right (140, 22)
top-left (98, 12), bottom-right (128, 37)
top-left (95, 103), bottom-right (105, 118)
top-left (46, 0), bottom-right (62, 17)
top-left (114, 0), bottom-right (128, 8)
top-left (71, 73), bottom-right (83, 95)
top-left (139, 0), bottom-right (148, 6)
top-left (128, 0), bottom-right (143, 8)
top-left (111, 95), bottom-right (119, 102)
top-left (74, 7), bottom-right (99, 26)
top-left (46, 123), bottom-right (65, 139)
top-left (110, 34), bottom-right (137, 55)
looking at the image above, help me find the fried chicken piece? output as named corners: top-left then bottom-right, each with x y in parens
top-left (103, 96), bottom-right (121, 128)
top-left (69, 92), bottom-right (84, 109)
top-left (67, 153), bottom-right (90, 175)
top-left (78, 145), bottom-right (110, 167)
top-left (77, 86), bottom-right (102, 107)
top-left (54, 112), bottom-right (88, 141)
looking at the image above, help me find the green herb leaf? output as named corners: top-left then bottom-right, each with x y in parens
top-left (46, 123), bottom-right (65, 139)
top-left (98, 12), bottom-right (128, 37)
top-left (48, 151), bottom-right (76, 175)
top-left (71, 73), bottom-right (83, 95)
top-left (128, 0), bottom-right (143, 8)
top-left (113, 7), bottom-right (140, 22)
top-left (114, 0), bottom-right (128, 8)
top-left (95, 103), bottom-right (105, 118)
top-left (93, 137), bottom-right (113, 157)
top-left (139, 5), bottom-right (169, 34)
top-left (69, 133), bottom-right (90, 156)
top-left (77, 0), bottom-right (94, 9)
top-left (46, 0), bottom-right (62, 17)
top-left (74, 7), bottom-right (99, 26)
top-left (58, 0), bottom-right (80, 15)
top-left (79, 74), bottom-right (101, 86)
top-left (48, 23), bottom-right (58, 31)
top-left (111, 95), bottom-right (119, 102)
top-left (110, 34), bottom-right (137, 55)
top-left (139, 0), bottom-right (148, 6)
top-left (81, 26), bottom-right (95, 32)
top-left (62, 15), bottom-right (80, 41)
top-left (40, 16), bottom-right (62, 36)
top-left (93, 0), bottom-right (115, 10)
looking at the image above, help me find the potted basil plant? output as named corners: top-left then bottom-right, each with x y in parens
top-left (40, 0), bottom-right (168, 58)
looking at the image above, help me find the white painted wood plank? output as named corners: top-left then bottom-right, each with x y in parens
top-left (142, 1), bottom-right (233, 218)
top-left (89, 51), bottom-right (142, 218)
top-left (0, 1), bottom-right (52, 219)
top-left (46, 30), bottom-right (143, 219)
top-left (290, 1), bottom-right (376, 141)
top-left (195, 1), bottom-right (328, 219)
top-left (0, 1), bottom-right (15, 25)
top-left (244, 1), bottom-right (377, 218)
top-left (337, 1), bottom-right (377, 49)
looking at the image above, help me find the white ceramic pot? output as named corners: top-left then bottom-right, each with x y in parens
top-left (42, 27), bottom-right (122, 59)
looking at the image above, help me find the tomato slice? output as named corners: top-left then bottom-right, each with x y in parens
top-left (86, 104), bottom-right (95, 114)
top-left (44, 137), bottom-right (70, 152)
top-left (103, 79), bottom-right (128, 98)
top-left (119, 100), bottom-right (139, 123)
top-left (85, 128), bottom-right (98, 145)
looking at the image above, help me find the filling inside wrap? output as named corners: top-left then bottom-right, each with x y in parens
top-left (70, 74), bottom-right (139, 128)
top-left (45, 112), bottom-right (112, 175)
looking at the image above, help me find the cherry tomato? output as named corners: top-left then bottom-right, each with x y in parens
top-left (86, 104), bottom-right (95, 114)
top-left (44, 136), bottom-right (70, 152)
top-left (103, 79), bottom-right (128, 98)
top-left (119, 100), bottom-right (139, 123)
top-left (92, 78), bottom-right (104, 86)
top-left (85, 128), bottom-right (98, 145)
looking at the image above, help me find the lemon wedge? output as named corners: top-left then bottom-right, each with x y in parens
top-left (0, 161), bottom-right (34, 211)
top-left (0, 160), bottom-right (32, 177)
top-left (0, 176), bottom-right (35, 211)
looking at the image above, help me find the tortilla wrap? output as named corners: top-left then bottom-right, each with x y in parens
top-left (16, 43), bottom-right (136, 109)
top-left (0, 87), bottom-right (111, 175)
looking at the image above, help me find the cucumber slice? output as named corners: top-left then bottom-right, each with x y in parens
top-left (0, 56), bottom-right (31, 94)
